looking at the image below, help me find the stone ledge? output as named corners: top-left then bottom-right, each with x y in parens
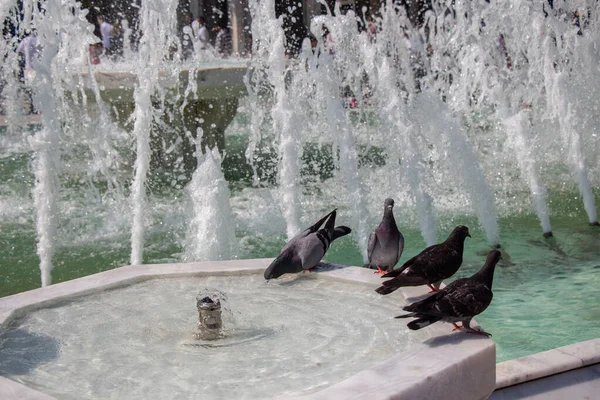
top-left (496, 338), bottom-right (600, 390)
top-left (0, 376), bottom-right (56, 400)
top-left (491, 362), bottom-right (600, 400)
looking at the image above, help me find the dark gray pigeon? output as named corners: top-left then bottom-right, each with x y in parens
top-left (264, 209), bottom-right (351, 280)
top-left (395, 250), bottom-right (501, 337)
top-left (375, 225), bottom-right (471, 295)
top-left (364, 198), bottom-right (404, 274)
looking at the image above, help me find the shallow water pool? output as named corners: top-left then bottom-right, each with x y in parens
top-left (0, 274), bottom-right (419, 399)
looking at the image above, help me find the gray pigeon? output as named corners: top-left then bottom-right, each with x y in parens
top-left (375, 225), bottom-right (471, 295)
top-left (264, 209), bottom-right (352, 280)
top-left (364, 198), bottom-right (404, 274)
top-left (395, 250), bottom-right (501, 337)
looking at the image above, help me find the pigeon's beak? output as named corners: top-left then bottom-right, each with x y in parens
top-left (467, 231), bottom-right (471, 238)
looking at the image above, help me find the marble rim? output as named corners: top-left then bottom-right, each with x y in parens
top-left (0, 259), bottom-right (496, 400)
top-left (496, 338), bottom-right (600, 390)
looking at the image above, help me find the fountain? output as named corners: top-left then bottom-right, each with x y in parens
top-left (1, 0), bottom-right (600, 398)
top-left (0, 261), bottom-right (495, 399)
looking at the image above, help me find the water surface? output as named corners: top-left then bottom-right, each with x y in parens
top-left (0, 274), bottom-right (417, 399)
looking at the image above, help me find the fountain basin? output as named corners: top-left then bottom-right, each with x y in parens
top-left (23, 62), bottom-right (247, 151)
top-left (79, 62), bottom-right (248, 103)
top-left (0, 259), bottom-right (495, 400)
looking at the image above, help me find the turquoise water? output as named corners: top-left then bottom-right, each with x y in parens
top-left (449, 215), bottom-right (600, 362)
top-left (1, 125), bottom-right (600, 363)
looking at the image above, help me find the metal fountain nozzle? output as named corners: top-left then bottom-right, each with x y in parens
top-left (195, 292), bottom-right (224, 340)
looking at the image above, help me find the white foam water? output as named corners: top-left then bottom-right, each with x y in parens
top-left (183, 146), bottom-right (237, 261)
top-left (129, 0), bottom-right (179, 265)
top-left (25, 1), bottom-right (98, 285)
top-left (2, 1), bottom-right (600, 286)
top-left (503, 111), bottom-right (552, 234)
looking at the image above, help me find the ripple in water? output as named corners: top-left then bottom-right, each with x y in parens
top-left (0, 274), bottom-right (421, 399)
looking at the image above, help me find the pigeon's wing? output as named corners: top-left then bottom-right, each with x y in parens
top-left (381, 243), bottom-right (436, 278)
top-left (281, 236), bottom-right (300, 253)
top-left (407, 245), bottom-right (462, 282)
top-left (395, 232), bottom-right (405, 265)
top-left (300, 224), bottom-right (350, 268)
top-left (402, 278), bottom-right (469, 312)
top-left (282, 209), bottom-right (336, 252)
top-left (426, 282), bottom-right (493, 319)
top-left (297, 233), bottom-right (327, 270)
top-left (381, 256), bottom-right (413, 277)
top-left (367, 231), bottom-right (377, 263)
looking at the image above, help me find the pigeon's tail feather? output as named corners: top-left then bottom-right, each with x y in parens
top-left (402, 291), bottom-right (444, 312)
top-left (376, 274), bottom-right (428, 295)
top-left (407, 315), bottom-right (442, 331)
top-left (324, 209), bottom-right (337, 233)
top-left (375, 284), bottom-right (401, 295)
top-left (381, 265), bottom-right (408, 278)
top-left (332, 226), bottom-right (352, 241)
top-left (394, 312), bottom-right (416, 319)
top-left (402, 302), bottom-right (429, 313)
top-left (307, 209), bottom-right (336, 233)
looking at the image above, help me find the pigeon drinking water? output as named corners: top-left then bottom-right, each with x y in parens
top-left (364, 198), bottom-right (404, 274)
top-left (263, 209), bottom-right (351, 280)
top-left (375, 225), bottom-right (471, 295)
top-left (394, 250), bottom-right (501, 337)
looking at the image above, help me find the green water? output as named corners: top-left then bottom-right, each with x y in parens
top-left (450, 214), bottom-right (600, 362)
top-left (2, 125), bottom-right (600, 363)
top-left (3, 208), bottom-right (600, 362)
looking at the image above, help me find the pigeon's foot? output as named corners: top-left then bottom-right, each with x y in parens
top-left (465, 328), bottom-right (492, 337)
top-left (373, 266), bottom-right (386, 275)
top-left (427, 284), bottom-right (441, 293)
top-left (453, 322), bottom-right (490, 336)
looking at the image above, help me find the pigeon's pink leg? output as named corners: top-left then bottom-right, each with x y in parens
top-left (452, 323), bottom-right (464, 331)
top-left (373, 266), bottom-right (386, 274)
top-left (427, 284), bottom-right (441, 293)
top-left (452, 323), bottom-right (491, 336)
top-left (465, 327), bottom-right (492, 337)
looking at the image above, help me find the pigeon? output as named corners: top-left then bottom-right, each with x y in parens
top-left (263, 209), bottom-right (352, 280)
top-left (375, 225), bottom-right (471, 295)
top-left (394, 250), bottom-right (501, 337)
top-left (364, 198), bottom-right (404, 274)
